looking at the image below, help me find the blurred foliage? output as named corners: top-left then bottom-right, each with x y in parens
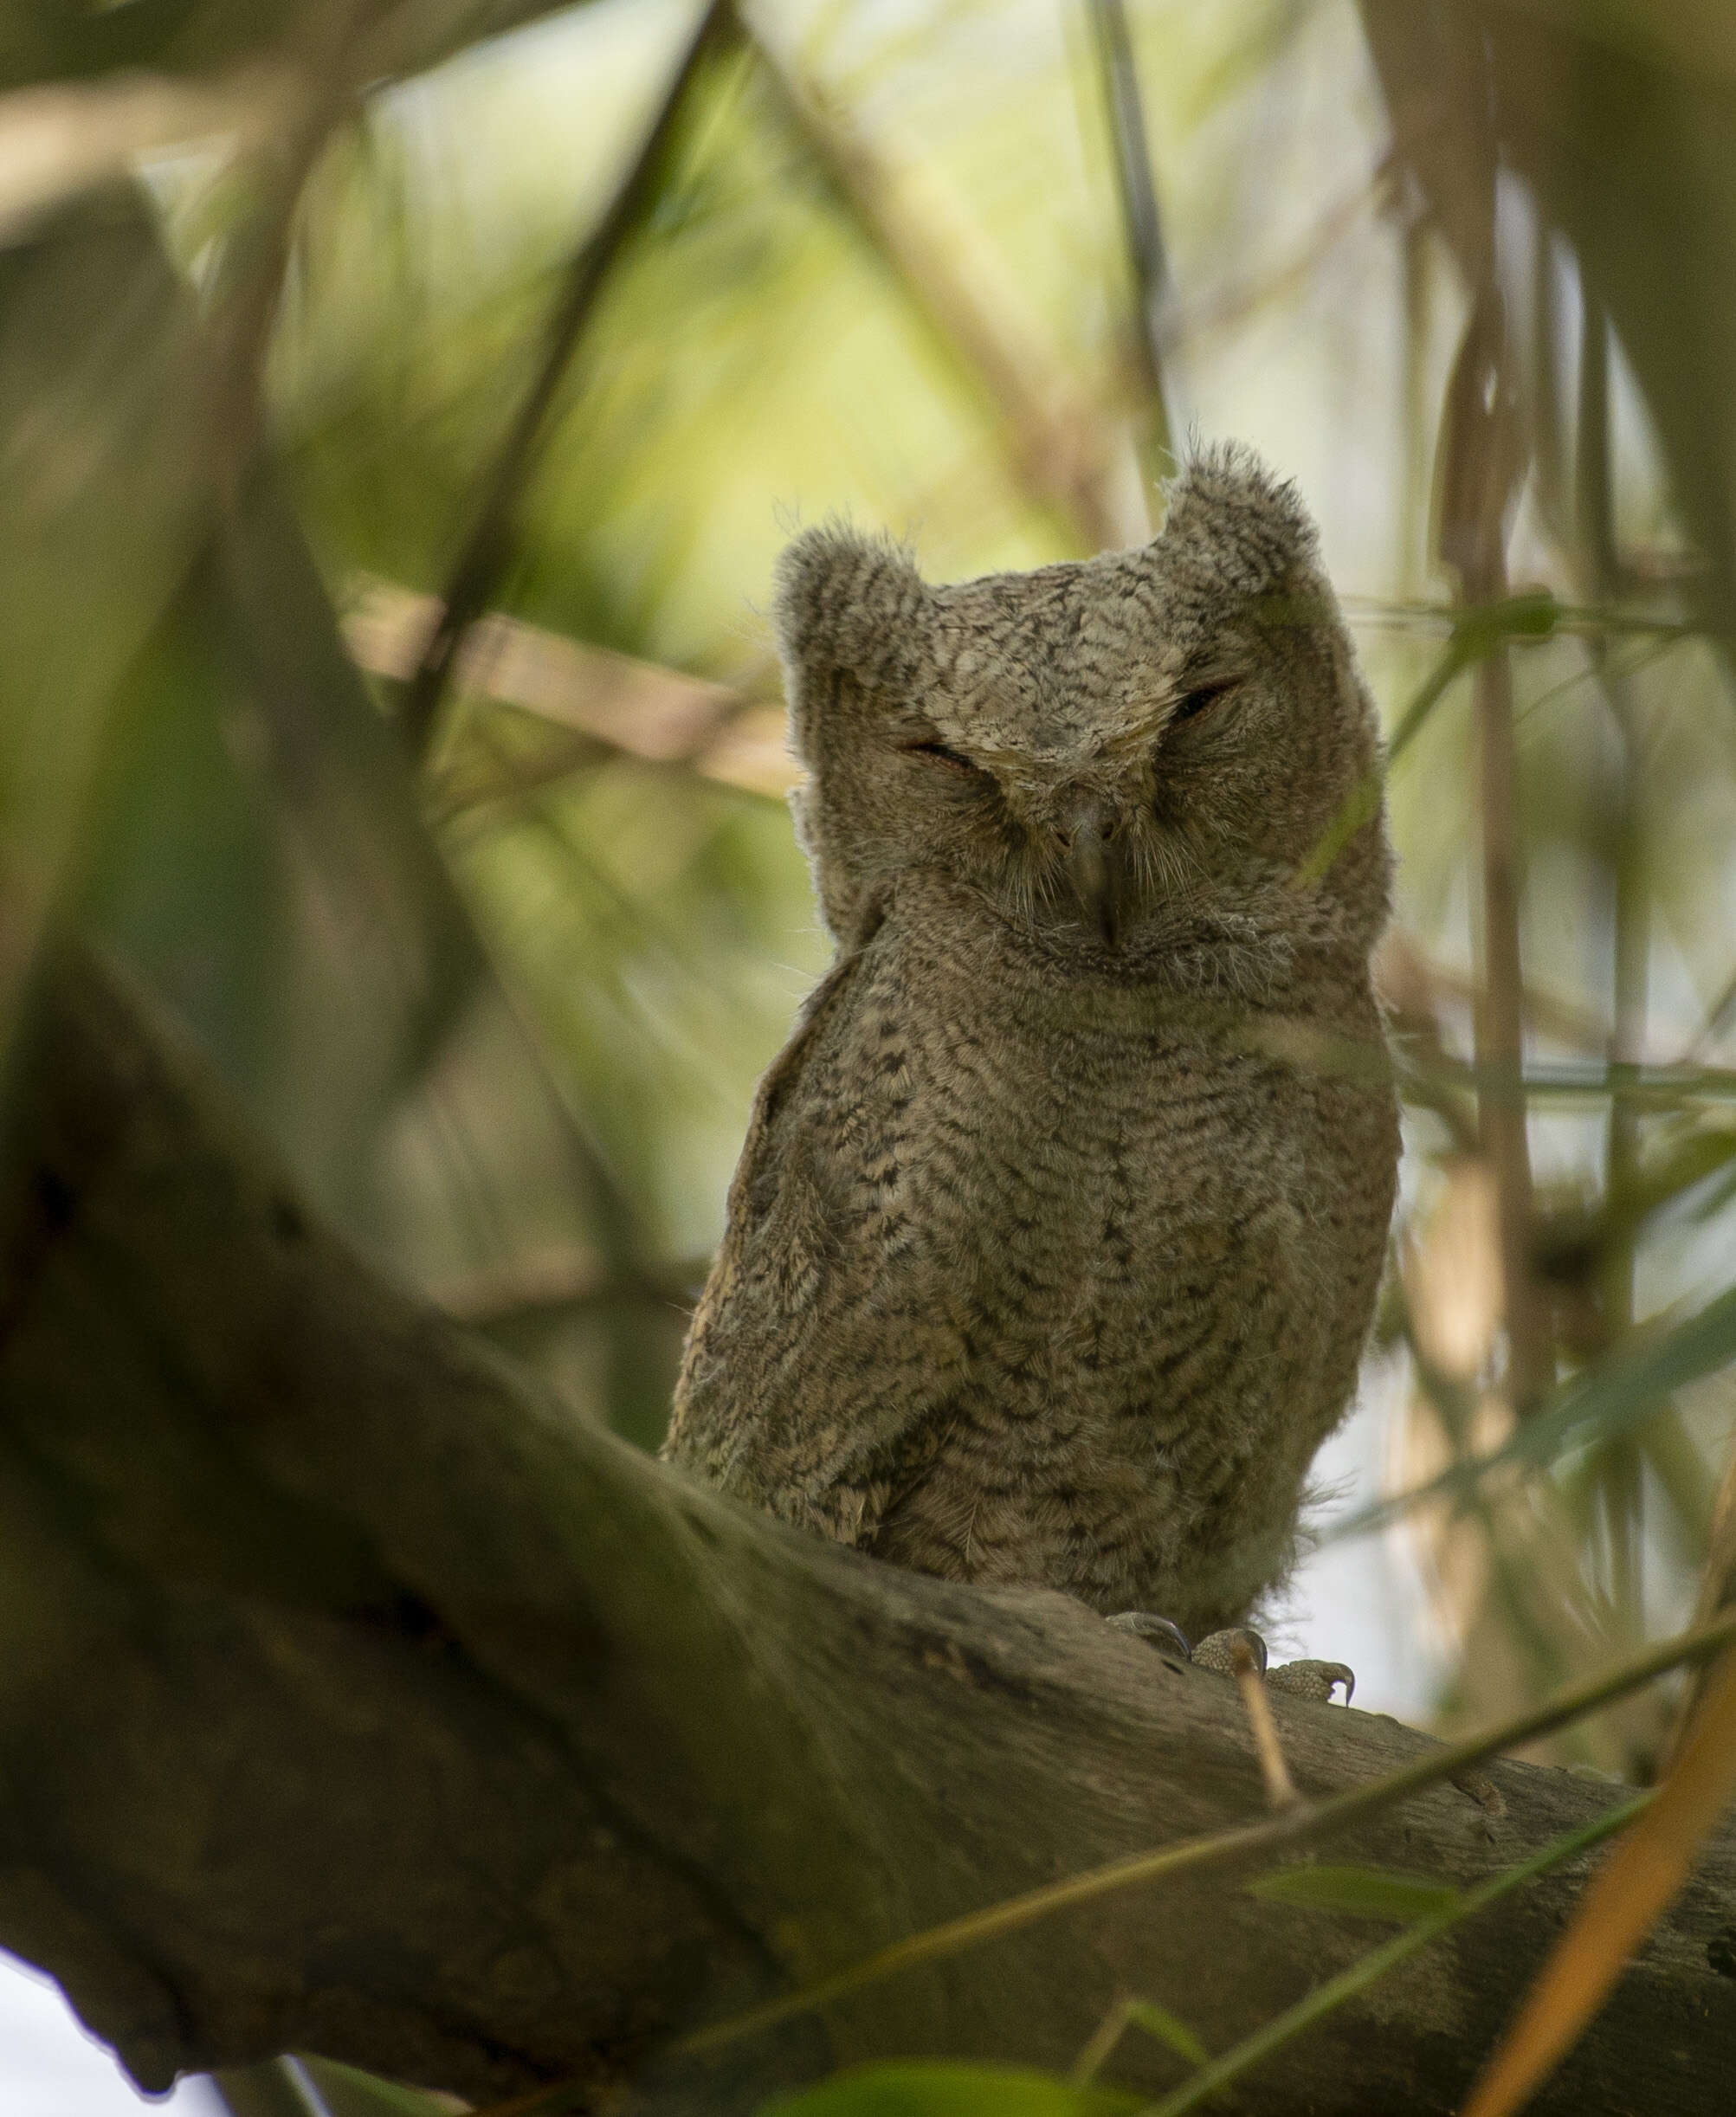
top-left (5, 0), bottom-right (1736, 2107)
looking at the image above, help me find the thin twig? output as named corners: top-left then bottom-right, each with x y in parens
top-left (1339, 594), bottom-right (1709, 641)
top-left (433, 1249), bottom-right (708, 1329)
top-left (344, 576), bottom-right (792, 804)
top-left (1083, 0), bottom-right (1176, 484)
top-left (1232, 1636), bottom-right (1300, 1810)
top-left (397, 0), bottom-right (734, 765)
top-left (209, 2056), bottom-right (325, 2117)
top-left (745, 10), bottom-right (1134, 552)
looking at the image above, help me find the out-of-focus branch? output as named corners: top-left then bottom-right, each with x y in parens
top-left (1671, 1422), bottom-right (1736, 1759)
top-left (345, 578), bottom-right (796, 799)
top-left (398, 0), bottom-right (736, 765)
top-left (1437, 288), bottom-right (1554, 1416)
top-left (744, 12), bottom-right (1142, 554)
top-left (1576, 277), bottom-right (1649, 1636)
top-left (0, 1), bottom-right (592, 244)
top-left (1168, 161), bottom-right (1387, 352)
top-left (430, 1244), bottom-right (708, 1329)
top-left (1683, 959), bottom-right (1736, 1062)
top-left (0, 68), bottom-right (294, 242)
top-left (1082, 0), bottom-right (1175, 487)
top-left (203, 6), bottom-right (390, 504)
top-left (1378, 932), bottom-right (1615, 1056)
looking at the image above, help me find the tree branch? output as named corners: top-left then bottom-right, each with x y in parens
top-left (1, 946), bottom-right (1733, 2114)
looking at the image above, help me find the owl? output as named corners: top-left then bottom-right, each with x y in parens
top-left (662, 447), bottom-right (1398, 1652)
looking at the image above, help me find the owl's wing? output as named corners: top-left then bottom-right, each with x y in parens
top-left (664, 937), bottom-right (967, 1547)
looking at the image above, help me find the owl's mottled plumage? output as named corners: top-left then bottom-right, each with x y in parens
top-left (662, 448), bottom-right (1398, 1641)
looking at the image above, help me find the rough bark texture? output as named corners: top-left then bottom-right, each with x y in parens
top-left (1, 947), bottom-right (1733, 2114)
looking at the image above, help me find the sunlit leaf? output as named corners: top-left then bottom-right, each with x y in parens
top-left (1247, 1862), bottom-right (1462, 1923)
top-left (759, 2062), bottom-right (1140, 2117)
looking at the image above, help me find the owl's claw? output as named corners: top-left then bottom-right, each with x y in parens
top-left (1193, 1626), bottom-right (1268, 1676)
top-left (1192, 1631), bottom-right (1355, 1703)
top-left (1106, 1610), bottom-right (1193, 1661)
top-left (1267, 1658), bottom-right (1355, 1704)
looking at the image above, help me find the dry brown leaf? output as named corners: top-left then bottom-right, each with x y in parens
top-left (1460, 1647), bottom-right (1736, 2117)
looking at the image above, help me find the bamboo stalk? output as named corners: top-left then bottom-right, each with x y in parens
top-left (1438, 296), bottom-right (1555, 1415)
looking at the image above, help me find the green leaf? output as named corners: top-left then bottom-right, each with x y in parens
top-left (1248, 1863), bottom-right (1462, 1923)
top-left (759, 2062), bottom-right (1141, 2117)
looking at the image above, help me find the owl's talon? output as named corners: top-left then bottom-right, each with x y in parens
top-left (1106, 1611), bottom-right (1193, 1661)
top-left (1193, 1626), bottom-right (1268, 1677)
top-left (1267, 1657), bottom-right (1355, 1704)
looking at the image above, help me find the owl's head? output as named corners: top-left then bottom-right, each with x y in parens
top-left (771, 446), bottom-right (1389, 965)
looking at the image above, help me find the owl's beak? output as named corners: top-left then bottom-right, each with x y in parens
top-left (1064, 798), bottom-right (1123, 950)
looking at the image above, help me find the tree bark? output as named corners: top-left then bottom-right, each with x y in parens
top-left (1, 947), bottom-right (1733, 2114)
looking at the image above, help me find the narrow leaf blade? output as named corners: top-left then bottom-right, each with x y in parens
top-left (1248, 1863), bottom-right (1462, 1923)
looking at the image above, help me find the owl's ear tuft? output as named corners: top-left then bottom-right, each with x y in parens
top-left (772, 526), bottom-right (932, 747)
top-left (1157, 442), bottom-right (1320, 598)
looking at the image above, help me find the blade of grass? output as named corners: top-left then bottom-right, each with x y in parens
top-left (1460, 1653), bottom-right (1736, 2117)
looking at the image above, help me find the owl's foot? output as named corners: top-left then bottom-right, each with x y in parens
top-left (1268, 1656), bottom-right (1356, 1704)
top-left (1193, 1627), bottom-right (1355, 1704)
top-left (1112, 1617), bottom-right (1355, 1704)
